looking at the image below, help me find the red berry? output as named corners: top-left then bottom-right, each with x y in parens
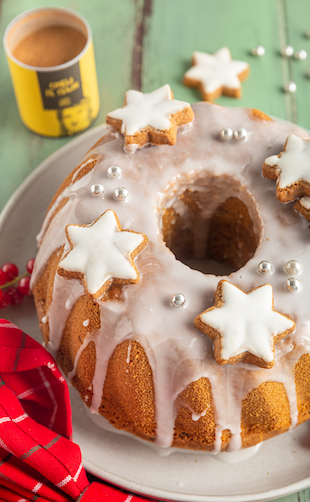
top-left (0, 270), bottom-right (8, 286)
top-left (2, 263), bottom-right (19, 281)
top-left (0, 291), bottom-right (12, 308)
top-left (18, 276), bottom-right (31, 296)
top-left (8, 287), bottom-right (24, 305)
top-left (26, 258), bottom-right (35, 274)
top-left (0, 290), bottom-right (2, 302)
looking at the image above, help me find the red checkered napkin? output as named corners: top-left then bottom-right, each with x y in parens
top-left (0, 319), bottom-right (157, 502)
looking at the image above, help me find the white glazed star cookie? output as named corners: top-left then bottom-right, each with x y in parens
top-left (194, 280), bottom-right (295, 369)
top-left (106, 85), bottom-right (194, 153)
top-left (57, 209), bottom-right (148, 298)
top-left (263, 134), bottom-right (310, 203)
top-left (183, 47), bottom-right (250, 101)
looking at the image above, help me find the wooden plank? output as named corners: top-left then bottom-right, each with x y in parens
top-left (276, 491), bottom-right (310, 502)
top-left (283, 0), bottom-right (310, 129)
top-left (0, 0), bottom-right (136, 212)
top-left (142, 0), bottom-right (286, 119)
top-left (140, 0), bottom-right (310, 133)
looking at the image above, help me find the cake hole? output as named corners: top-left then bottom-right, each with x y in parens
top-left (160, 174), bottom-right (263, 276)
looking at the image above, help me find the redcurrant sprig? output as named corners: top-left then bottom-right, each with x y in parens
top-left (0, 258), bottom-right (35, 308)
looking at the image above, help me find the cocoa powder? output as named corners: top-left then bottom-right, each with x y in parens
top-left (12, 26), bottom-right (87, 67)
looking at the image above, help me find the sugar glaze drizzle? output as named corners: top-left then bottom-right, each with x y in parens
top-left (31, 103), bottom-right (310, 452)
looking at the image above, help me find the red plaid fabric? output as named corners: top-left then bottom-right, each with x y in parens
top-left (0, 319), bottom-right (157, 502)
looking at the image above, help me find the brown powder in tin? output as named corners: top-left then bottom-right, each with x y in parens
top-left (12, 26), bottom-right (87, 67)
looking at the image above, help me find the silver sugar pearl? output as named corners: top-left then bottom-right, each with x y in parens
top-left (281, 45), bottom-right (294, 57)
top-left (252, 45), bottom-right (265, 56)
top-left (219, 128), bottom-right (233, 141)
top-left (294, 49), bottom-right (307, 60)
top-left (233, 128), bottom-right (248, 141)
top-left (114, 187), bottom-right (129, 201)
top-left (257, 260), bottom-right (273, 275)
top-left (286, 277), bottom-right (301, 292)
top-left (284, 81), bottom-right (297, 93)
top-left (107, 165), bottom-right (122, 178)
top-left (171, 293), bottom-right (187, 308)
top-left (284, 259), bottom-right (302, 276)
top-left (90, 183), bottom-right (105, 197)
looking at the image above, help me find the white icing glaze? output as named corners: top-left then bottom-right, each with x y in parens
top-left (198, 281), bottom-right (295, 364)
top-left (184, 48), bottom-right (249, 94)
top-left (84, 403), bottom-right (262, 462)
top-left (300, 196), bottom-right (310, 209)
top-left (58, 209), bottom-right (146, 297)
top-left (107, 85), bottom-right (192, 136)
top-left (31, 102), bottom-right (310, 452)
top-left (264, 134), bottom-right (310, 189)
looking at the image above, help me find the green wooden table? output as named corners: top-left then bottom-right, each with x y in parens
top-left (1, 1), bottom-right (310, 500)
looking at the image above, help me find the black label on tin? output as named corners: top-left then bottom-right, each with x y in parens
top-left (37, 62), bottom-right (83, 110)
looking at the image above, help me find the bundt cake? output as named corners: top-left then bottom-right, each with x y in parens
top-left (31, 90), bottom-right (310, 454)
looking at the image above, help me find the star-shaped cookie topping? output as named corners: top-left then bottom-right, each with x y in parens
top-left (106, 84), bottom-right (194, 153)
top-left (183, 47), bottom-right (250, 101)
top-left (263, 134), bottom-right (310, 203)
top-left (194, 281), bottom-right (295, 369)
top-left (58, 210), bottom-right (148, 298)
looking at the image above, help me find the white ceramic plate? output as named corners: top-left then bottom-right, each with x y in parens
top-left (1, 125), bottom-right (310, 502)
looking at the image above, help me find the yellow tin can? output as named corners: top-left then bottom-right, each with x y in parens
top-left (4, 7), bottom-right (100, 137)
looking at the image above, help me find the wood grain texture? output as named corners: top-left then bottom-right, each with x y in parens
top-left (283, 0), bottom-right (310, 128)
top-left (1, 1), bottom-right (310, 501)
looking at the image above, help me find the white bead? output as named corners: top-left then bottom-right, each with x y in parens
top-left (286, 277), bottom-right (301, 292)
top-left (252, 45), bottom-right (265, 56)
top-left (219, 128), bottom-right (233, 141)
top-left (114, 187), bottom-right (129, 201)
top-left (171, 293), bottom-right (187, 308)
top-left (281, 45), bottom-right (294, 57)
top-left (233, 128), bottom-right (248, 141)
top-left (107, 165), bottom-right (122, 178)
top-left (294, 50), bottom-right (307, 60)
top-left (257, 260), bottom-right (273, 275)
top-left (90, 183), bottom-right (105, 197)
top-left (284, 81), bottom-right (297, 93)
top-left (284, 260), bottom-right (302, 276)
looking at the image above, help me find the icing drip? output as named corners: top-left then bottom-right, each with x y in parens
top-left (126, 340), bottom-right (132, 364)
top-left (210, 366), bottom-right (247, 453)
top-left (90, 309), bottom-right (134, 413)
top-left (68, 333), bottom-right (92, 381)
top-left (47, 274), bottom-right (84, 358)
top-left (300, 196), bottom-right (310, 209)
top-left (191, 409), bottom-right (207, 422)
top-left (35, 161), bottom-right (98, 248)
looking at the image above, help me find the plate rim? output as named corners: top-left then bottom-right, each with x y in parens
top-left (1, 124), bottom-right (310, 502)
